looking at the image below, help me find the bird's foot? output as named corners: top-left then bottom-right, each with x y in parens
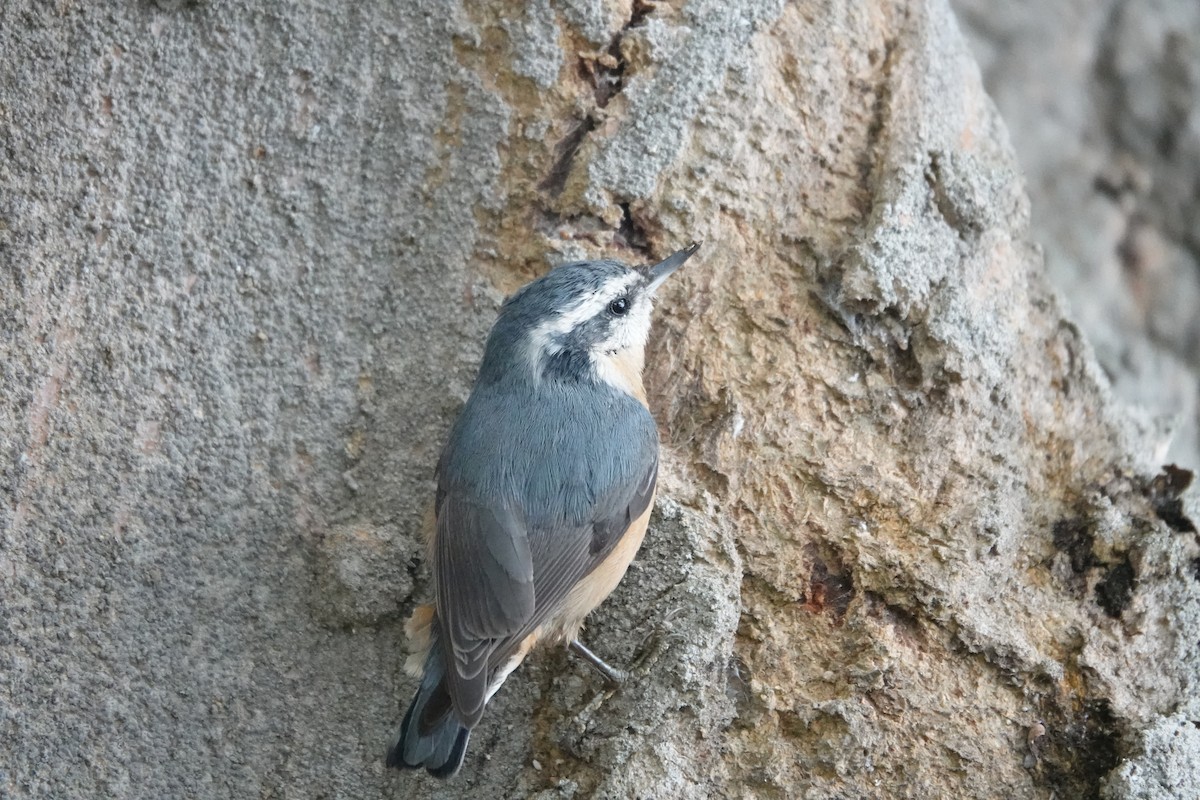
top-left (568, 609), bottom-right (685, 688)
top-left (568, 638), bottom-right (628, 686)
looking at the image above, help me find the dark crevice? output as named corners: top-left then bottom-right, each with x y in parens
top-left (615, 202), bottom-right (652, 257)
top-left (800, 544), bottom-right (855, 625)
top-left (1155, 496), bottom-right (1196, 534)
top-left (1050, 513), bottom-right (1146, 617)
top-left (539, 116), bottom-right (595, 196)
top-left (542, 3), bottom-right (658, 204)
top-left (591, 43), bottom-right (626, 108)
top-left (1053, 516), bottom-right (1098, 575)
top-left (588, 0), bottom-right (654, 108)
top-left (867, 306), bottom-right (925, 391)
top-left (885, 332), bottom-right (923, 389)
top-left (628, 0), bottom-right (654, 28)
top-left (1037, 699), bottom-right (1124, 800)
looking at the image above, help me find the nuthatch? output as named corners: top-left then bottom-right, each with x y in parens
top-left (387, 242), bottom-right (700, 777)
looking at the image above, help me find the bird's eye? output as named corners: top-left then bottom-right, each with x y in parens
top-left (608, 297), bottom-right (630, 316)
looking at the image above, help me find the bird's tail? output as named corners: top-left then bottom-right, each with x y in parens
top-left (387, 633), bottom-right (471, 778)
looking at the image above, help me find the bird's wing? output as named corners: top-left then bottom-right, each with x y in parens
top-left (433, 494), bottom-right (534, 727)
top-left (521, 452), bottom-right (658, 631)
top-left (433, 447), bottom-right (658, 728)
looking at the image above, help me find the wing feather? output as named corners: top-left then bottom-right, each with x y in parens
top-left (489, 453), bottom-right (659, 669)
top-left (432, 388), bottom-right (660, 725)
top-left (434, 496), bottom-right (533, 725)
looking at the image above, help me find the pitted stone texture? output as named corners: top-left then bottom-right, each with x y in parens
top-left (3, 1), bottom-right (1197, 798)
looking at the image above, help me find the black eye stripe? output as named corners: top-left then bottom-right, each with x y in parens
top-left (608, 296), bottom-right (630, 315)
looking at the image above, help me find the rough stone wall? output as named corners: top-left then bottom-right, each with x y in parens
top-left (2, 2), bottom-right (1196, 800)
top-left (951, 4), bottom-right (1200, 795)
top-left (954, 0), bottom-right (1200, 470)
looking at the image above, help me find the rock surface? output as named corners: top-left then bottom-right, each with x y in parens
top-left (953, 3), bottom-right (1200, 795)
top-left (2, 1), bottom-right (1196, 799)
top-left (954, 0), bottom-right (1200, 469)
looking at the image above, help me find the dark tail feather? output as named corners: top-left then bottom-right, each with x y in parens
top-left (387, 642), bottom-right (471, 777)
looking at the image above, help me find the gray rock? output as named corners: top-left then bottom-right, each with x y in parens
top-left (1103, 714), bottom-right (1200, 800)
top-left (954, 0), bottom-right (1200, 468)
top-left (954, 3), bottom-right (1200, 793)
top-left (3, 0), bottom-right (1197, 797)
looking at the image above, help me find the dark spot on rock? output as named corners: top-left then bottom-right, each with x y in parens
top-left (1159, 464), bottom-right (1194, 494)
top-left (1094, 554), bottom-right (1136, 618)
top-left (1037, 699), bottom-right (1123, 800)
top-left (1148, 464), bottom-right (1196, 533)
top-left (1053, 517), bottom-right (1097, 574)
top-left (1156, 499), bottom-right (1195, 533)
top-left (148, 0), bottom-right (206, 9)
top-left (629, 0), bottom-right (655, 27)
top-left (801, 546), bottom-right (855, 624)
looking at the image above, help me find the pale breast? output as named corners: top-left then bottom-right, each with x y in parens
top-left (541, 490), bottom-right (656, 644)
top-left (593, 348), bottom-right (648, 407)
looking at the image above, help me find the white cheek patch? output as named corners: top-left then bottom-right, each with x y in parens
top-left (524, 324), bottom-right (559, 376)
top-left (523, 270), bottom-right (656, 383)
top-left (597, 294), bottom-right (653, 355)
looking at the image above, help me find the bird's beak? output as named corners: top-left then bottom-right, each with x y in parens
top-left (645, 241), bottom-right (701, 293)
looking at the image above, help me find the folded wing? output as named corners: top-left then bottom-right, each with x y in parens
top-left (434, 451), bottom-right (658, 727)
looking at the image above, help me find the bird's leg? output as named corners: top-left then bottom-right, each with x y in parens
top-left (569, 639), bottom-right (628, 686)
top-left (626, 626), bottom-right (675, 674)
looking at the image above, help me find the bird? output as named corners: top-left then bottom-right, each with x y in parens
top-left (387, 242), bottom-right (700, 778)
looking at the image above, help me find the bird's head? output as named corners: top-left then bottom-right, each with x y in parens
top-left (480, 243), bottom-right (700, 397)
